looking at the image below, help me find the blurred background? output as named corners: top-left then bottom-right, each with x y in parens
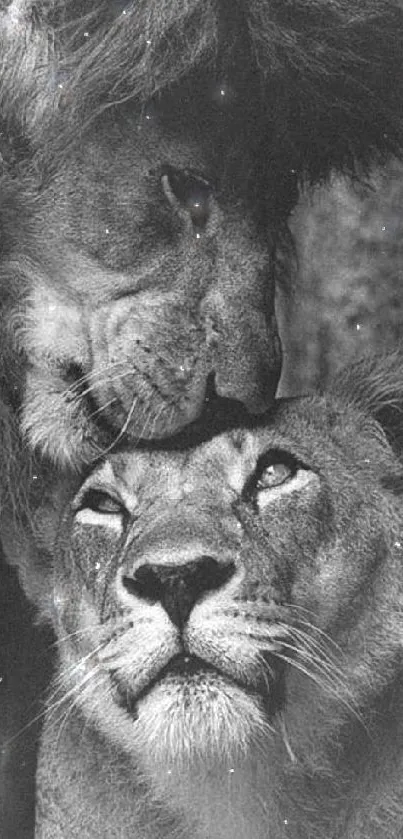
top-left (279, 159), bottom-right (403, 395)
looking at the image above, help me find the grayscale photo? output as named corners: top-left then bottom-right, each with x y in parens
top-left (1, 2), bottom-right (403, 838)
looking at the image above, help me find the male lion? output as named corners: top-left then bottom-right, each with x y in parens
top-left (3, 352), bottom-right (403, 838)
top-left (1, 1), bottom-right (403, 468)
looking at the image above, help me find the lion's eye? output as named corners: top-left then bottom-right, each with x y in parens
top-left (79, 489), bottom-right (124, 516)
top-left (256, 462), bottom-right (294, 490)
top-left (160, 166), bottom-right (212, 230)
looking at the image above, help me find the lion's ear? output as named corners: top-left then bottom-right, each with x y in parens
top-left (331, 351), bottom-right (403, 456)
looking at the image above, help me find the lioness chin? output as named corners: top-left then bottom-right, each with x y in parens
top-left (3, 352), bottom-right (403, 839)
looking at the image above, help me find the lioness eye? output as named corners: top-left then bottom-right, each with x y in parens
top-left (80, 489), bottom-right (123, 515)
top-left (242, 449), bottom-right (302, 507)
top-left (256, 462), bottom-right (293, 490)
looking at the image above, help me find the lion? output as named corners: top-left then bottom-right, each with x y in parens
top-left (1, 1), bottom-right (403, 469)
top-left (2, 352), bottom-right (403, 839)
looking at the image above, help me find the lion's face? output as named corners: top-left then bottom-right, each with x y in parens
top-left (3, 98), bottom-right (283, 468)
top-left (20, 378), bottom-right (403, 791)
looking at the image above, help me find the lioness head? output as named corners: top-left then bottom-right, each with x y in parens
top-left (6, 353), bottom-right (403, 838)
top-left (1, 2), bottom-right (403, 468)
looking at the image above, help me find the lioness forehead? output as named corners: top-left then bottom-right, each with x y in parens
top-left (83, 395), bottom-right (359, 499)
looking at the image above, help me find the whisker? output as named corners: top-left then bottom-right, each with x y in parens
top-left (278, 713), bottom-right (297, 764)
top-left (273, 651), bottom-right (364, 727)
top-left (3, 702), bottom-right (49, 748)
top-left (277, 639), bottom-right (351, 696)
top-left (49, 643), bottom-right (106, 695)
top-left (58, 361), bottom-right (130, 401)
top-left (281, 606), bottom-right (345, 656)
top-left (45, 671), bottom-right (103, 743)
top-left (96, 393), bottom-right (139, 457)
top-left (47, 626), bottom-right (100, 651)
top-left (281, 626), bottom-right (344, 674)
top-left (75, 367), bottom-right (134, 402)
top-left (51, 669), bottom-right (107, 761)
top-left (88, 396), bottom-right (118, 420)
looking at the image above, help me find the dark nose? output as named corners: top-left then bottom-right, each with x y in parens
top-left (122, 556), bottom-right (235, 629)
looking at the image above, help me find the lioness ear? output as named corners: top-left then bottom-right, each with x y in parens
top-left (331, 352), bottom-right (403, 455)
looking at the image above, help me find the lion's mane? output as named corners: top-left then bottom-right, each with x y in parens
top-left (1, 1), bottom-right (403, 179)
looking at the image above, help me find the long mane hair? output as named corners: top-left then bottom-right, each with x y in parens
top-left (1, 0), bottom-right (403, 183)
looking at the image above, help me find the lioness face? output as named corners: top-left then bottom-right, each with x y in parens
top-left (3, 93), bottom-right (283, 468)
top-left (28, 389), bottom-right (402, 780)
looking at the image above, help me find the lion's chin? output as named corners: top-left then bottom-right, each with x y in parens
top-left (132, 672), bottom-right (270, 776)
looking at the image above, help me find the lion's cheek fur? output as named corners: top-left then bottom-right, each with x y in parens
top-left (88, 293), bottom-right (209, 434)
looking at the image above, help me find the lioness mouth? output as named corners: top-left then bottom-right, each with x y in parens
top-left (163, 654), bottom-right (211, 677)
top-left (113, 654), bottom-right (223, 715)
top-left (113, 652), bottom-right (285, 720)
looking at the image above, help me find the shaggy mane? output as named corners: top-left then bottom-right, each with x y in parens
top-left (332, 350), bottom-right (403, 455)
top-left (0, 0), bottom-right (403, 182)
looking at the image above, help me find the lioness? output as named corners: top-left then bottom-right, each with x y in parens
top-left (3, 353), bottom-right (403, 839)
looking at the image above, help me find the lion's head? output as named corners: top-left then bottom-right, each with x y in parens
top-left (1, 1), bottom-right (403, 468)
top-left (5, 353), bottom-right (403, 839)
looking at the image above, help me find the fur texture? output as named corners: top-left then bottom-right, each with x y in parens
top-left (3, 352), bottom-right (403, 838)
top-left (1, 1), bottom-right (403, 470)
top-left (1, 1), bottom-right (403, 178)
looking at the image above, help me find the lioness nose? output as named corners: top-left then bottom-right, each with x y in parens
top-left (122, 557), bottom-right (235, 629)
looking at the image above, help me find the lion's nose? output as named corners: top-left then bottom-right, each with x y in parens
top-left (121, 556), bottom-right (235, 629)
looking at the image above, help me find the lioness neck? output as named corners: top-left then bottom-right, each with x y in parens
top-left (35, 697), bottom-right (403, 839)
top-left (36, 704), bottom-right (291, 839)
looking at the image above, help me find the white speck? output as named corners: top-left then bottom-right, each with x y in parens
top-left (95, 561), bottom-right (101, 571)
top-left (105, 227), bottom-right (110, 234)
top-left (356, 323), bottom-right (361, 331)
top-left (228, 768), bottom-right (235, 773)
top-left (83, 31), bottom-right (90, 38)
top-left (395, 541), bottom-right (401, 548)
top-left (146, 38), bottom-right (152, 45)
top-left (53, 593), bottom-right (64, 608)
top-left (363, 458), bottom-right (370, 463)
top-left (0, 676), bottom-right (3, 683)
top-left (145, 114), bottom-right (151, 120)
top-left (236, 521), bottom-right (242, 529)
top-left (381, 226), bottom-right (386, 231)
top-left (122, 8), bottom-right (127, 14)
top-left (193, 202), bottom-right (200, 208)
top-left (196, 232), bottom-right (201, 239)
top-left (167, 769), bottom-right (172, 775)
top-left (220, 88), bottom-right (226, 96)
top-left (284, 819), bottom-right (288, 825)
top-left (58, 83), bottom-right (64, 89)
top-left (32, 474), bottom-right (38, 481)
